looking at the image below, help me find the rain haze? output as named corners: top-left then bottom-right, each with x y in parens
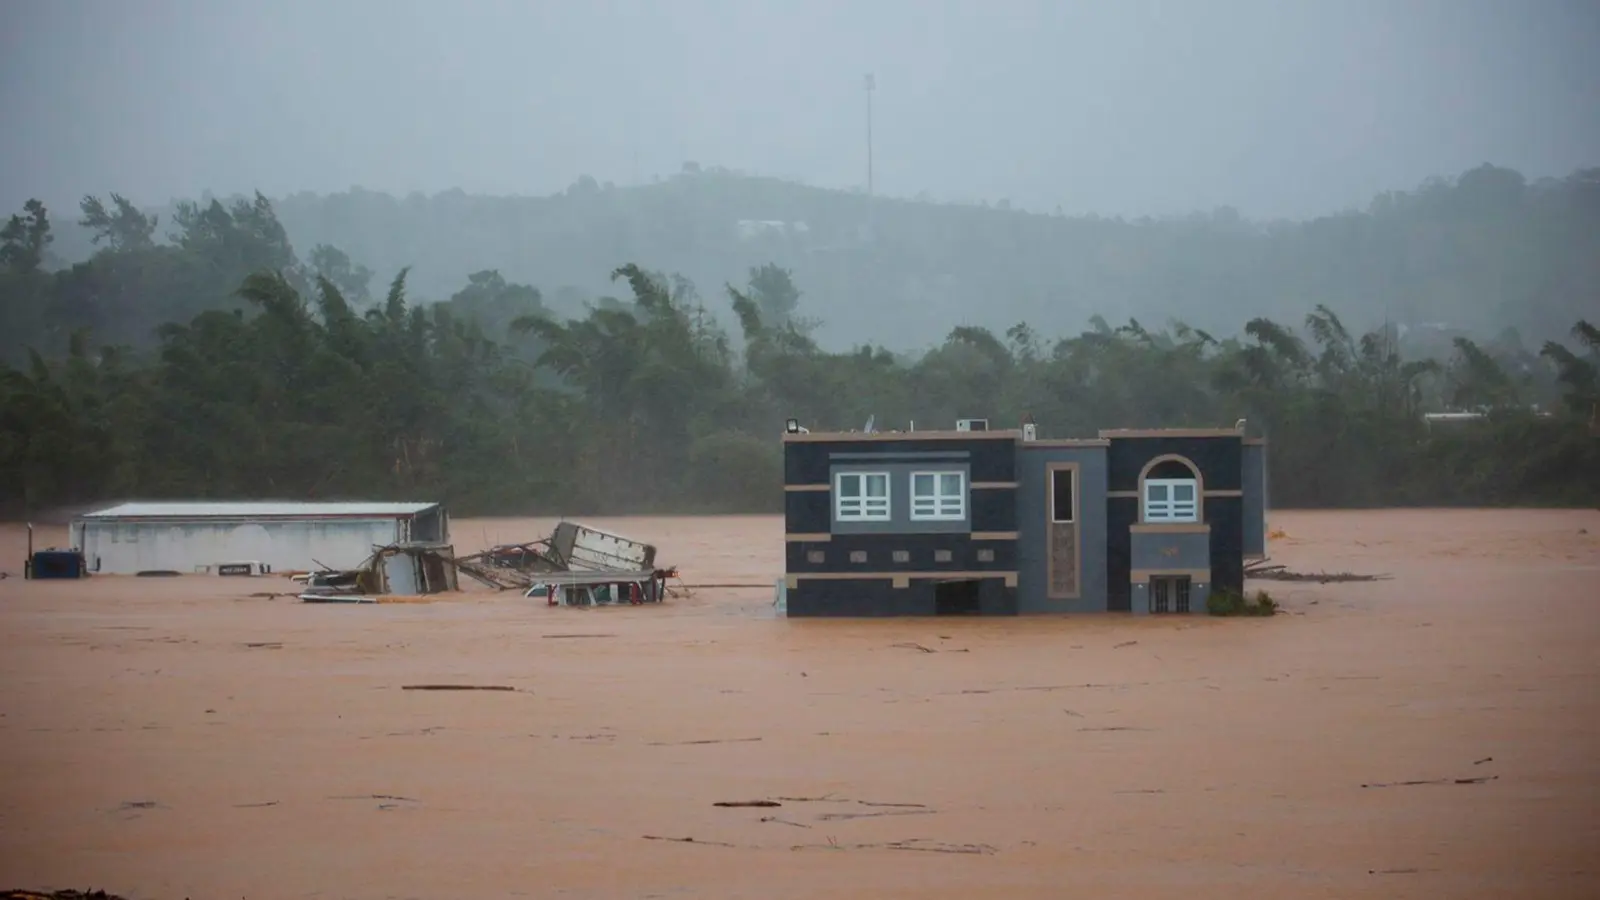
top-left (2, 0), bottom-right (1598, 218)
top-left (3, 3), bottom-right (1600, 899)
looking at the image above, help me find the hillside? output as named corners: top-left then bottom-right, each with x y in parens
top-left (4, 180), bottom-right (1597, 516)
top-left (35, 163), bottom-right (1600, 351)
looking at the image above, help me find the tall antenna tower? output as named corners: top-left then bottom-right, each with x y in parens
top-left (864, 73), bottom-right (875, 197)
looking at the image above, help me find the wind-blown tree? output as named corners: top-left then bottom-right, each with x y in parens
top-left (1446, 336), bottom-right (1520, 412)
top-left (510, 264), bottom-right (741, 510)
top-left (1540, 321), bottom-right (1599, 418)
top-left (1, 200), bottom-right (1598, 516)
top-left (0, 199), bottom-right (53, 274)
top-left (79, 193), bottom-right (158, 252)
top-left (170, 193), bottom-right (298, 281)
top-left (0, 201), bottom-right (58, 365)
top-left (0, 331), bottom-right (131, 509)
top-left (308, 243), bottom-right (375, 307)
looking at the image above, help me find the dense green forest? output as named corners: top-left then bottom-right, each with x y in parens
top-left (2, 174), bottom-right (1597, 517)
top-left (31, 163), bottom-right (1600, 352)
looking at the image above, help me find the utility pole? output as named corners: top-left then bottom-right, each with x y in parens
top-left (864, 73), bottom-right (875, 197)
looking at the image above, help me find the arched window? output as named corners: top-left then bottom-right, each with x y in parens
top-left (1141, 457), bottom-right (1201, 523)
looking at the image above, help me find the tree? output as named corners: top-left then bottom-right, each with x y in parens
top-left (1446, 337), bottom-right (1518, 411)
top-left (1, 199), bottom-right (53, 274)
top-left (79, 194), bottom-right (158, 252)
top-left (4, 171), bottom-right (1600, 516)
top-left (746, 263), bottom-right (801, 327)
top-left (171, 192), bottom-right (297, 284)
top-left (1540, 320), bottom-right (1599, 416)
top-left (309, 243), bottom-right (375, 306)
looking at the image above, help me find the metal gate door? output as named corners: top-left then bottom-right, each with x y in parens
top-left (1150, 576), bottom-right (1191, 614)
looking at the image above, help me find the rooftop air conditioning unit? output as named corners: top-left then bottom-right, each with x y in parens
top-left (956, 418), bottom-right (989, 432)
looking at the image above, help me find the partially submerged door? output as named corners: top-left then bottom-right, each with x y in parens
top-left (934, 579), bottom-right (983, 615)
top-left (1150, 575), bottom-right (1192, 614)
top-left (383, 552), bottom-right (420, 595)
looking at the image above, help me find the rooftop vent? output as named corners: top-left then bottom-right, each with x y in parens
top-left (956, 418), bottom-right (989, 432)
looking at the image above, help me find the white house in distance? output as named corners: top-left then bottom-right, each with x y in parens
top-left (72, 501), bottom-right (449, 575)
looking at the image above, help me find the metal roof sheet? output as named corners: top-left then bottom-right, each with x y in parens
top-left (79, 501), bottom-right (440, 520)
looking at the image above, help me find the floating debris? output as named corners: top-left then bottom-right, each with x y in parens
top-left (1246, 560), bottom-right (1391, 583)
top-left (648, 737), bottom-right (763, 746)
top-left (298, 541), bottom-right (460, 603)
top-left (642, 835), bottom-right (738, 848)
top-left (4, 883), bottom-right (136, 890)
top-left (1361, 775), bottom-right (1498, 788)
top-left (401, 684), bottom-right (518, 692)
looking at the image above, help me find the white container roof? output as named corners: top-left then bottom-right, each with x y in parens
top-left (79, 501), bottom-right (441, 520)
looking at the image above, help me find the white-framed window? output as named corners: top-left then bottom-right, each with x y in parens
top-left (1051, 468), bottom-right (1075, 523)
top-left (835, 471), bottom-right (891, 521)
top-left (1143, 478), bottom-right (1199, 522)
top-left (910, 470), bottom-right (966, 520)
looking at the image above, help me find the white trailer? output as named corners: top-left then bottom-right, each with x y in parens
top-left (73, 501), bottom-right (449, 575)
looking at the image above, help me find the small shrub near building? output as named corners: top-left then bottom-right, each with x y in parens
top-left (1207, 588), bottom-right (1278, 617)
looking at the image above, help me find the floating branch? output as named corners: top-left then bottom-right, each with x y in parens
top-left (791, 838), bottom-right (998, 855)
top-left (1246, 562), bottom-right (1391, 583)
top-left (816, 809), bottom-right (936, 821)
top-left (649, 736), bottom-right (763, 746)
top-left (1360, 775), bottom-right (1498, 788)
top-left (642, 835), bottom-right (739, 848)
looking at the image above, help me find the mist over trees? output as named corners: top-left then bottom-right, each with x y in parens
top-left (34, 163), bottom-right (1600, 352)
top-left (2, 166), bottom-right (1598, 516)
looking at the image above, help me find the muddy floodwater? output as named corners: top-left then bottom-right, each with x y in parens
top-left (1, 510), bottom-right (1597, 899)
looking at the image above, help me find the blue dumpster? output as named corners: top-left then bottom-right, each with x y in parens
top-left (29, 549), bottom-right (88, 579)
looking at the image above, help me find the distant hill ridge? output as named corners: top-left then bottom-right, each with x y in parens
top-left (43, 164), bottom-right (1600, 349)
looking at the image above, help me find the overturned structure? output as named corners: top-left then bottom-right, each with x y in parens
top-left (299, 542), bottom-right (460, 603)
top-left (299, 521), bottom-right (675, 606)
top-left (456, 521), bottom-right (675, 607)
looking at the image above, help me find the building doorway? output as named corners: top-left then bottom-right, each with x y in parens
top-left (934, 579), bottom-right (983, 615)
top-left (1150, 575), bottom-right (1192, 614)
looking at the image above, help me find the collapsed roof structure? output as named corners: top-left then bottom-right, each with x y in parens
top-left (456, 521), bottom-right (676, 607)
top-left (297, 521), bottom-right (676, 606)
top-left (298, 542), bottom-right (460, 603)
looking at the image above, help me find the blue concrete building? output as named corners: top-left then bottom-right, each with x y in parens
top-left (781, 420), bottom-right (1267, 616)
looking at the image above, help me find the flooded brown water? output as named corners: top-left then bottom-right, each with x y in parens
top-left (0, 510), bottom-right (1597, 899)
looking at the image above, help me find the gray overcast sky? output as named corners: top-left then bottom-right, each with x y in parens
top-left (2, 0), bottom-right (1596, 220)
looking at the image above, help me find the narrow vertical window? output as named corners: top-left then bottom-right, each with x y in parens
top-left (1051, 468), bottom-right (1075, 523)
